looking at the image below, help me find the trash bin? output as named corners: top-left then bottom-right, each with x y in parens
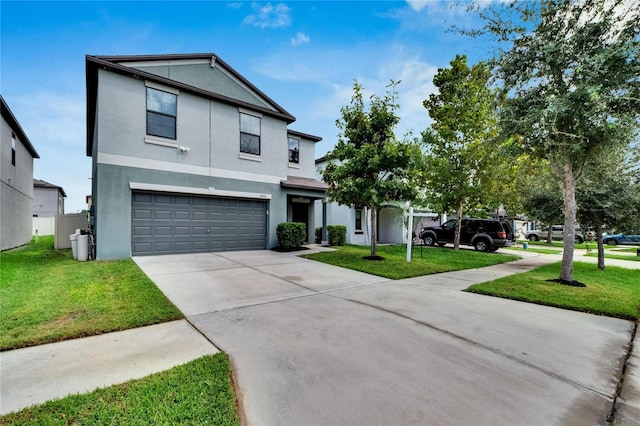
top-left (70, 234), bottom-right (78, 260)
top-left (77, 234), bottom-right (89, 262)
top-left (523, 242), bottom-right (529, 249)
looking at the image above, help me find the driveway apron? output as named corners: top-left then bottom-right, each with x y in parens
top-left (134, 251), bottom-right (634, 426)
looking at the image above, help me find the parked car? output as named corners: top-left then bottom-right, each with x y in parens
top-left (602, 233), bottom-right (640, 246)
top-left (420, 218), bottom-right (515, 252)
top-left (526, 225), bottom-right (585, 243)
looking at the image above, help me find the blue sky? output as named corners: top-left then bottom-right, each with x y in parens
top-left (2, 1), bottom-right (493, 213)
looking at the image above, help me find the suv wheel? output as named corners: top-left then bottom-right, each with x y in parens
top-left (575, 236), bottom-right (584, 244)
top-left (528, 234), bottom-right (539, 241)
top-left (474, 239), bottom-right (491, 252)
top-left (423, 235), bottom-right (436, 246)
top-left (604, 239), bottom-right (617, 246)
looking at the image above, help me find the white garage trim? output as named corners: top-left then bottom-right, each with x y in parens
top-left (129, 182), bottom-right (272, 200)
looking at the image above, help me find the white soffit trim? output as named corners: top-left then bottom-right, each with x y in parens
top-left (145, 80), bottom-right (180, 95)
top-left (129, 182), bottom-right (272, 200)
top-left (97, 152), bottom-right (283, 184)
top-left (124, 59), bottom-right (211, 67)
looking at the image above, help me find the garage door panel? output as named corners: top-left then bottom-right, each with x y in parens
top-left (132, 191), bottom-right (267, 255)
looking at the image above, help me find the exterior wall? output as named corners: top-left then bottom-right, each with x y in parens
top-left (95, 163), bottom-right (292, 259)
top-left (33, 217), bottom-right (55, 235)
top-left (33, 187), bottom-right (64, 217)
top-left (1, 115), bottom-right (35, 250)
top-left (92, 66), bottom-right (321, 259)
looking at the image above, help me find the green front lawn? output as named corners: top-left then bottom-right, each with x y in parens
top-left (520, 240), bottom-right (591, 250)
top-left (466, 262), bottom-right (640, 320)
top-left (302, 244), bottom-right (520, 280)
top-left (1, 237), bottom-right (183, 350)
top-left (0, 354), bottom-right (239, 426)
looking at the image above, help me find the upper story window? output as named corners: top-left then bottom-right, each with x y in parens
top-left (240, 112), bottom-right (261, 155)
top-left (11, 133), bottom-right (16, 166)
top-left (146, 87), bottom-right (177, 139)
top-left (288, 137), bottom-right (299, 163)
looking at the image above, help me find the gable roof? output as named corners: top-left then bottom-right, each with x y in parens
top-left (34, 179), bottom-right (67, 197)
top-left (86, 53), bottom-right (297, 156)
top-left (1, 95), bottom-right (40, 159)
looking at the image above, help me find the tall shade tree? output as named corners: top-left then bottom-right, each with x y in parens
top-left (469, 0), bottom-right (640, 282)
top-left (322, 81), bottom-right (423, 258)
top-left (422, 55), bottom-right (501, 250)
top-left (577, 146), bottom-right (640, 269)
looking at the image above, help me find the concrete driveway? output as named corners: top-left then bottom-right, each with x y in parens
top-left (134, 250), bottom-right (633, 426)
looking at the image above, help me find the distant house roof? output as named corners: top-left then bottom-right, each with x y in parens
top-left (280, 175), bottom-right (328, 192)
top-left (34, 179), bottom-right (67, 197)
top-left (288, 129), bottom-right (322, 143)
top-left (1, 95), bottom-right (40, 159)
top-left (86, 53), bottom-right (304, 157)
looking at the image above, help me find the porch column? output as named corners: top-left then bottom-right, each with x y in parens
top-left (321, 199), bottom-right (328, 246)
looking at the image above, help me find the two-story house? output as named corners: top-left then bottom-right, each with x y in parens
top-left (86, 53), bottom-right (327, 259)
top-left (1, 96), bottom-right (40, 251)
top-left (33, 179), bottom-right (66, 217)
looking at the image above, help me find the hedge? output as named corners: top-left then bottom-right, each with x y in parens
top-left (277, 222), bottom-right (306, 249)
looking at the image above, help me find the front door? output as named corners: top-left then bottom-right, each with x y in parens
top-left (292, 202), bottom-right (309, 243)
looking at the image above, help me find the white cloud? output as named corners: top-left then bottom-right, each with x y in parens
top-left (406, 1), bottom-right (428, 12)
top-left (243, 2), bottom-right (292, 29)
top-left (291, 32), bottom-right (310, 46)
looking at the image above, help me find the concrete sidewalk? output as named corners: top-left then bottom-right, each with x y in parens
top-left (0, 320), bottom-right (218, 414)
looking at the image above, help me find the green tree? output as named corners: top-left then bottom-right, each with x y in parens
top-left (577, 148), bottom-right (640, 269)
top-left (322, 81), bottom-right (423, 258)
top-left (471, 0), bottom-right (640, 282)
top-left (422, 55), bottom-right (501, 250)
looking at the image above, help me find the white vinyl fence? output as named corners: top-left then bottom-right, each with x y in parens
top-left (32, 217), bottom-right (55, 236)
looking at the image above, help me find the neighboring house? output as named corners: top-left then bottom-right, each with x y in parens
top-left (314, 156), bottom-right (443, 245)
top-left (33, 179), bottom-right (66, 217)
top-left (86, 53), bottom-right (326, 259)
top-left (1, 95), bottom-right (40, 251)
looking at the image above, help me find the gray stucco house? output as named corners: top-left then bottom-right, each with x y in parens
top-left (33, 179), bottom-right (66, 217)
top-left (86, 53), bottom-right (326, 259)
top-left (1, 95), bottom-right (40, 251)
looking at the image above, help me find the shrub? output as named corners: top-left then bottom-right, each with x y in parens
top-left (277, 222), bottom-right (306, 249)
top-left (327, 225), bottom-right (347, 246)
top-left (315, 227), bottom-right (322, 244)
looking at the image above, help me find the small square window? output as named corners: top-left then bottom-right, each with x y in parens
top-left (288, 137), bottom-right (299, 163)
top-left (147, 88), bottom-right (177, 139)
top-left (240, 113), bottom-right (261, 155)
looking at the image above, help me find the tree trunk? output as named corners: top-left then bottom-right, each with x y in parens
top-left (546, 226), bottom-right (553, 244)
top-left (370, 206), bottom-right (377, 257)
top-left (560, 157), bottom-right (577, 282)
top-left (454, 201), bottom-right (463, 251)
top-left (596, 221), bottom-right (605, 270)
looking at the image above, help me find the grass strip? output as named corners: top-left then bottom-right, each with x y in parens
top-left (583, 253), bottom-right (640, 262)
top-left (1, 237), bottom-right (182, 350)
top-left (505, 246), bottom-right (562, 255)
top-left (302, 244), bottom-right (519, 280)
top-left (466, 262), bottom-right (640, 320)
top-left (0, 354), bottom-right (239, 426)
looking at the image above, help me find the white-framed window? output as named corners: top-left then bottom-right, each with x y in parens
top-left (240, 112), bottom-right (261, 155)
top-left (146, 87), bottom-right (177, 139)
top-left (288, 137), bottom-right (299, 163)
top-left (11, 133), bottom-right (16, 166)
top-left (355, 208), bottom-right (363, 233)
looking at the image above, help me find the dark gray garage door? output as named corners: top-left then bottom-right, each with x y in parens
top-left (131, 191), bottom-right (267, 256)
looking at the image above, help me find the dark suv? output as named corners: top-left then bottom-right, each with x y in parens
top-left (420, 218), bottom-right (515, 252)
